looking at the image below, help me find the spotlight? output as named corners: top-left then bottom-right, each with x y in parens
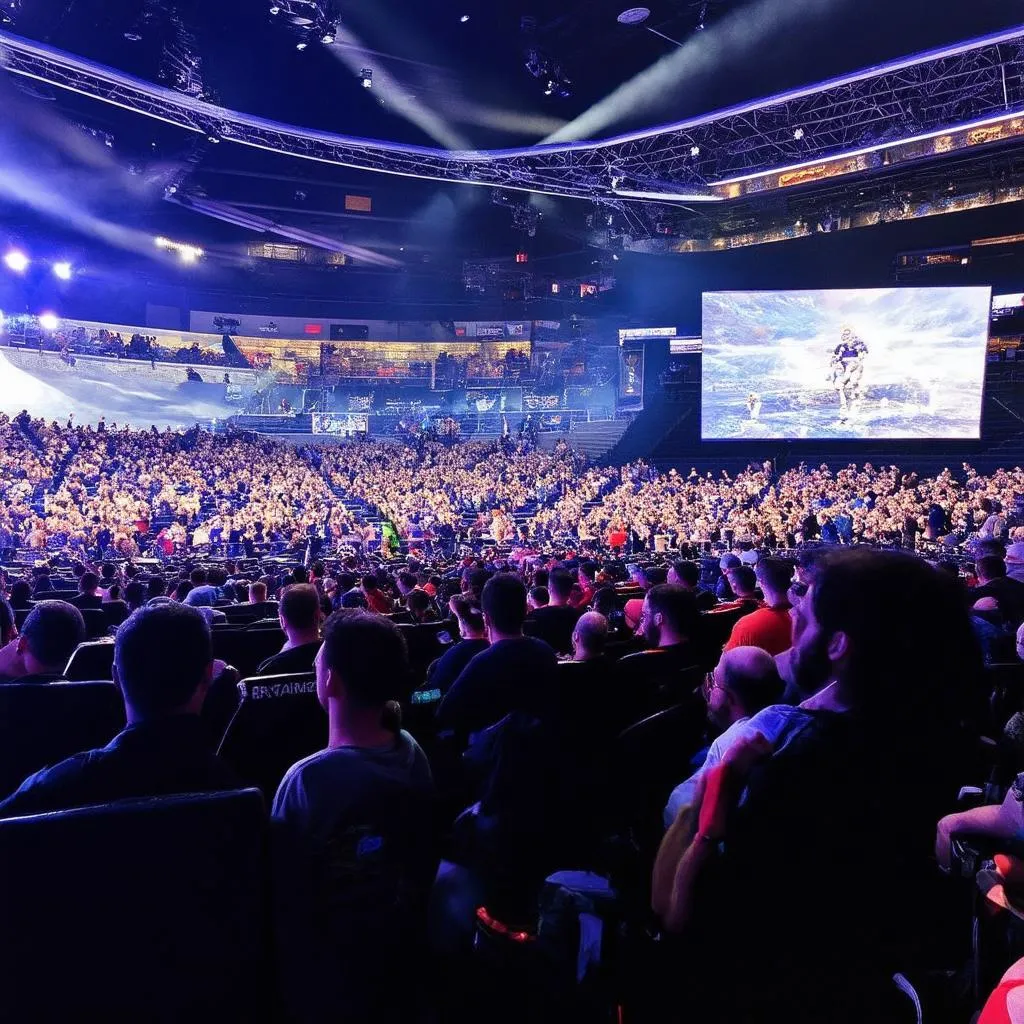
top-left (296, 40), bottom-right (307, 50)
top-left (269, 3), bottom-right (280, 11)
top-left (460, 13), bottom-right (469, 21)
top-left (38, 312), bottom-right (59, 331)
top-left (690, 145), bottom-right (700, 157)
top-left (52, 261), bottom-right (72, 281)
top-left (320, 25), bottom-right (335, 43)
top-left (544, 80), bottom-right (554, 96)
top-left (793, 127), bottom-right (805, 140)
top-left (360, 68), bottom-right (373, 88)
top-left (3, 250), bottom-right (28, 273)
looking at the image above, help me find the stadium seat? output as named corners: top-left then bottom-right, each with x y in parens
top-left (218, 673), bottom-right (325, 799)
top-left (102, 601), bottom-right (130, 628)
top-left (613, 650), bottom-right (703, 727)
top-left (0, 789), bottom-right (272, 1020)
top-left (64, 639), bottom-right (116, 681)
top-left (397, 622), bottom-right (450, 694)
top-left (79, 607), bottom-right (108, 640)
top-left (0, 682), bottom-right (125, 800)
top-left (212, 626), bottom-right (286, 678)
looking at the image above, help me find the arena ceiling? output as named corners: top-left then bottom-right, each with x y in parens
top-left (2, 0), bottom-right (1024, 268)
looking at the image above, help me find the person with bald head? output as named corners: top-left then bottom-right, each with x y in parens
top-left (570, 611), bottom-right (609, 664)
top-left (662, 646), bottom-right (783, 826)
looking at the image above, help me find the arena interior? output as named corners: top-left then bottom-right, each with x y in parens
top-left (5, 2), bottom-right (1024, 1020)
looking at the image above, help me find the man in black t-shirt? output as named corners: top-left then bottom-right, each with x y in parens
top-left (257, 584), bottom-right (322, 675)
top-left (436, 574), bottom-right (557, 741)
top-left (525, 569), bottom-right (581, 655)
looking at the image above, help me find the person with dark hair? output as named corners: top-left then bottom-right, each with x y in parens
top-left (271, 610), bottom-right (434, 1020)
top-left (8, 580), bottom-right (31, 611)
top-left (0, 603), bottom-right (236, 815)
top-left (624, 565), bottom-right (668, 632)
top-left (427, 596), bottom-right (489, 697)
top-left (638, 584), bottom-right (700, 657)
top-left (361, 575), bottom-right (393, 615)
top-left (973, 555), bottom-right (1024, 626)
top-left (653, 550), bottom-right (982, 1022)
top-left (70, 571), bottom-right (102, 610)
top-left (146, 575), bottom-right (168, 602)
top-left (258, 584), bottom-right (322, 675)
top-left (668, 560), bottom-right (718, 611)
top-left (709, 563), bottom-right (762, 618)
top-left (0, 600), bottom-right (85, 684)
top-left (436, 573), bottom-right (557, 740)
top-left (723, 558), bottom-right (793, 655)
top-left (0, 597), bottom-right (17, 647)
top-left (124, 580), bottom-right (146, 612)
top-left (405, 588), bottom-right (437, 624)
top-left (715, 553), bottom-right (740, 602)
top-left (661, 646), bottom-right (783, 826)
top-left (525, 569), bottom-right (581, 655)
top-left (570, 560), bottom-right (599, 609)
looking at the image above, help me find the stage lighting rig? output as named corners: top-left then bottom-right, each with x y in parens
top-left (52, 262), bottom-right (72, 280)
top-left (3, 250), bottom-right (28, 273)
top-left (154, 236), bottom-right (204, 263)
top-left (268, 0), bottom-right (339, 48)
top-left (360, 68), bottom-right (373, 89)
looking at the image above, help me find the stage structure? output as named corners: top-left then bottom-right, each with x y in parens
top-left (3, 26), bottom-right (1024, 203)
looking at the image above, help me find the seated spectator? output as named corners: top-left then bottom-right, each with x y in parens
top-left (662, 646), bottom-right (783, 825)
top-left (405, 588), bottom-right (438, 624)
top-left (525, 570), bottom-right (581, 655)
top-left (70, 572), bottom-right (103, 610)
top-left (527, 586), bottom-right (549, 611)
top-left (570, 611), bottom-right (609, 664)
top-left (0, 603), bottom-right (237, 815)
top-left (427, 596), bottom-right (489, 696)
top-left (0, 597), bottom-right (16, 647)
top-left (570, 560), bottom-right (599, 608)
top-left (651, 550), bottom-right (981, 1023)
top-left (936, 773), bottom-right (1024, 872)
top-left (436, 573), bottom-right (557, 740)
top-left (98, 562), bottom-right (118, 597)
top-left (636, 584), bottom-right (701, 667)
top-left (715, 554), bottom-right (740, 602)
top-left (0, 600), bottom-right (85, 684)
top-left (123, 580), bottom-right (146, 612)
top-left (183, 586), bottom-right (227, 626)
top-left (257, 584), bottom-right (322, 675)
top-left (1008, 542), bottom-right (1024, 586)
top-left (361, 575), bottom-right (393, 615)
top-left (723, 558), bottom-right (793, 655)
top-left (272, 610), bottom-right (434, 1020)
top-left (245, 581), bottom-right (279, 618)
top-left (668, 560), bottom-right (718, 611)
top-left (973, 555), bottom-right (1024, 626)
top-left (147, 576), bottom-right (168, 602)
top-left (710, 564), bottom-right (762, 615)
top-left (591, 586), bottom-right (627, 634)
top-left (624, 566), bottom-right (667, 632)
top-left (8, 580), bottom-right (31, 610)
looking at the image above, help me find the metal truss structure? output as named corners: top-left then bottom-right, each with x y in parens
top-left (3, 24), bottom-right (1024, 203)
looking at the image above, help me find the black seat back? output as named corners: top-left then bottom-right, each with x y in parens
top-left (218, 674), bottom-right (324, 800)
top-left (64, 640), bottom-right (116, 681)
top-left (613, 650), bottom-right (703, 727)
top-left (212, 627), bottom-right (286, 678)
top-left (0, 789), bottom-right (271, 1022)
top-left (79, 607), bottom-right (108, 640)
top-left (396, 623), bottom-right (449, 695)
top-left (0, 682), bottom-right (125, 799)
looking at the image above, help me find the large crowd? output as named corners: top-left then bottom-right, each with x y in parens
top-left (7, 411), bottom-right (1024, 1019)
top-left (2, 415), bottom-right (1024, 560)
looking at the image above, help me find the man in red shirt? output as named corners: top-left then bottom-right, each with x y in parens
top-left (723, 558), bottom-right (793, 656)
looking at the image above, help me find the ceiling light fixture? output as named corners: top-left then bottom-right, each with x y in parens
top-left (52, 261), bottom-right (72, 280)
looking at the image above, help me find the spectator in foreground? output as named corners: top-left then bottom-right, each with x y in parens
top-left (973, 555), bottom-right (1024, 627)
top-left (0, 597), bottom-right (16, 647)
top-left (636, 584), bottom-right (700, 667)
top-left (258, 584), bottom-right (322, 675)
top-left (272, 610), bottom-right (434, 1022)
top-left (723, 558), bottom-right (793, 655)
top-left (651, 550), bottom-right (980, 1023)
top-left (661, 646), bottom-right (783, 826)
top-left (0, 600), bottom-right (85, 684)
top-left (436, 574), bottom-right (557, 741)
top-left (0, 603), bottom-right (237, 815)
top-left (426, 596), bottom-right (489, 696)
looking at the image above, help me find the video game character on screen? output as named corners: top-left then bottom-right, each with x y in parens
top-left (828, 325), bottom-right (868, 421)
top-left (746, 392), bottom-right (762, 421)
